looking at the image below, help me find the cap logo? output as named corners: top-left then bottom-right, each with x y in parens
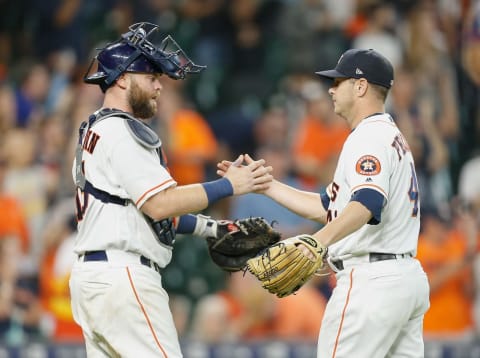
top-left (355, 68), bottom-right (364, 75)
top-left (337, 54), bottom-right (344, 65)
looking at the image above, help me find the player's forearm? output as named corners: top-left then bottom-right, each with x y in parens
top-left (313, 201), bottom-right (372, 247)
top-left (141, 184), bottom-right (209, 219)
top-left (264, 180), bottom-right (327, 223)
top-left (142, 178), bottom-right (233, 219)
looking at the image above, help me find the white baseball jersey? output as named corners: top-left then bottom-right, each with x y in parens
top-left (317, 113), bottom-right (429, 357)
top-left (326, 113), bottom-right (420, 258)
top-left (71, 114), bottom-right (177, 268)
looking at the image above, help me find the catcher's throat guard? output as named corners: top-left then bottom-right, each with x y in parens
top-left (124, 115), bottom-right (161, 149)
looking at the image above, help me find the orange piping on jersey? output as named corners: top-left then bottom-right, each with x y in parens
top-left (332, 268), bottom-right (355, 358)
top-left (127, 267), bottom-right (168, 358)
top-left (135, 179), bottom-right (176, 207)
top-left (350, 183), bottom-right (387, 198)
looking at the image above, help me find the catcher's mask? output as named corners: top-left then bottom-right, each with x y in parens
top-left (84, 22), bottom-right (206, 91)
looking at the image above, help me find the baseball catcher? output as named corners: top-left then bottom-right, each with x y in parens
top-left (246, 234), bottom-right (328, 297)
top-left (192, 215), bottom-right (281, 271)
top-left (71, 20), bottom-right (276, 357)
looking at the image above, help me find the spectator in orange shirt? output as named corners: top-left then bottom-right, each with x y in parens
top-left (157, 79), bottom-right (218, 185)
top-left (0, 192), bottom-right (29, 256)
top-left (0, 156), bottom-right (31, 340)
top-left (0, 158), bottom-right (29, 255)
top-left (270, 279), bottom-right (327, 342)
top-left (189, 271), bottom-right (274, 343)
top-left (38, 199), bottom-right (83, 343)
top-left (292, 80), bottom-right (349, 189)
top-left (190, 271), bottom-right (326, 343)
top-left (416, 205), bottom-right (476, 340)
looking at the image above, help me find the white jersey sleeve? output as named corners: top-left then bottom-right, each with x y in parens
top-left (109, 123), bottom-right (176, 208)
top-left (342, 126), bottom-right (391, 201)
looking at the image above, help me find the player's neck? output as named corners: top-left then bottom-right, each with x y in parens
top-left (102, 90), bottom-right (132, 114)
top-left (350, 103), bottom-right (385, 129)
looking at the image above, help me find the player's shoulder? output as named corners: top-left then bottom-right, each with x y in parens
top-left (344, 115), bottom-right (399, 155)
top-left (354, 114), bottom-right (398, 139)
top-left (92, 115), bottom-right (131, 142)
top-left (94, 113), bottom-right (161, 149)
top-left (359, 113), bottom-right (396, 129)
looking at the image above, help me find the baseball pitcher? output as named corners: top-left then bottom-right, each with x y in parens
top-left (224, 49), bottom-right (430, 357)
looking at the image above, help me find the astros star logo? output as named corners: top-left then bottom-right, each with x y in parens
top-left (361, 160), bottom-right (375, 171)
top-left (356, 155), bottom-right (381, 176)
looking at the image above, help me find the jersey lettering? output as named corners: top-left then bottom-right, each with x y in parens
top-left (326, 209), bottom-right (338, 223)
top-left (83, 129), bottom-right (101, 154)
top-left (391, 133), bottom-right (410, 161)
top-left (326, 182), bottom-right (340, 222)
top-left (330, 182), bottom-right (340, 202)
top-left (408, 162), bottom-right (419, 217)
top-left (75, 187), bottom-right (89, 221)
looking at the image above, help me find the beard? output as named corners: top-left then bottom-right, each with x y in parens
top-left (127, 79), bottom-right (157, 119)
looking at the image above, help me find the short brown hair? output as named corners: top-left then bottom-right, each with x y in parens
top-left (370, 83), bottom-right (389, 102)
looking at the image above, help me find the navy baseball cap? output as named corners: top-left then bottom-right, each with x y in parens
top-left (315, 49), bottom-right (394, 89)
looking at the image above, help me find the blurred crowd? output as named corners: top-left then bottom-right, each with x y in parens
top-left (0, 0), bottom-right (479, 350)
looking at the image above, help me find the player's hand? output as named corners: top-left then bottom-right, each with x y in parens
top-left (221, 154), bottom-right (273, 195)
top-left (242, 154), bottom-right (275, 194)
top-left (217, 159), bottom-right (234, 175)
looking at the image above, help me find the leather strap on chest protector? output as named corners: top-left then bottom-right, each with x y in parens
top-left (75, 108), bottom-right (175, 247)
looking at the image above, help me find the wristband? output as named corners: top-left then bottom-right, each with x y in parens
top-left (201, 178), bottom-right (233, 205)
top-left (176, 214), bottom-right (197, 234)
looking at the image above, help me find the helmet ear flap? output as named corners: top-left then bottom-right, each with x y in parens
top-left (83, 57), bottom-right (105, 83)
top-left (83, 56), bottom-right (111, 92)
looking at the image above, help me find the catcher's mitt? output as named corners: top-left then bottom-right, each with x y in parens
top-left (206, 217), bottom-right (281, 272)
top-left (246, 234), bottom-right (327, 298)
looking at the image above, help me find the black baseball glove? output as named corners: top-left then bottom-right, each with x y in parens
top-left (206, 217), bottom-right (281, 272)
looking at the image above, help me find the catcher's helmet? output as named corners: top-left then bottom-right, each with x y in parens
top-left (84, 22), bottom-right (205, 91)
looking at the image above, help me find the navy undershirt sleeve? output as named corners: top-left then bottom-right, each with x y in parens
top-left (350, 188), bottom-right (384, 225)
top-left (320, 188), bottom-right (330, 210)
